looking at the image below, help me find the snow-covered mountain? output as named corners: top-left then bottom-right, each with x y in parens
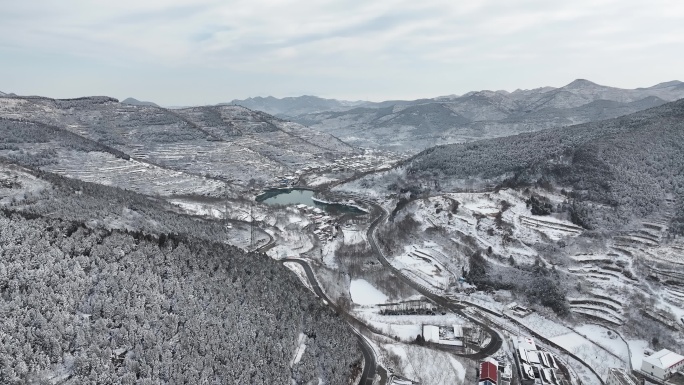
top-left (228, 95), bottom-right (366, 116)
top-left (283, 79), bottom-right (684, 151)
top-left (0, 94), bottom-right (356, 197)
top-left (121, 97), bottom-right (160, 107)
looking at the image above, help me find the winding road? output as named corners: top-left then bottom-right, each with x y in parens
top-left (281, 258), bottom-right (380, 385)
top-left (356, 195), bottom-right (504, 359)
top-left (264, 191), bottom-right (504, 385)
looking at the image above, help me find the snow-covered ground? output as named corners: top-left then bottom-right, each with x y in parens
top-left (290, 333), bottom-right (307, 367)
top-left (350, 279), bottom-right (388, 305)
top-left (381, 343), bottom-right (468, 385)
top-left (574, 325), bottom-right (630, 363)
top-left (351, 307), bottom-right (466, 343)
top-left (551, 330), bottom-right (627, 379)
top-left (626, 339), bottom-right (648, 370)
top-left (391, 244), bottom-right (452, 292)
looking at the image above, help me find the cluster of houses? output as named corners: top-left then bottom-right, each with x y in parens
top-left (271, 152), bottom-right (400, 188)
top-left (294, 204), bottom-right (337, 242)
top-left (272, 173), bottom-right (300, 187)
top-left (508, 335), bottom-right (683, 385)
top-left (512, 337), bottom-right (564, 385)
top-left (479, 357), bottom-right (512, 385)
top-left (326, 153), bottom-right (395, 174)
top-left (421, 323), bottom-right (485, 348)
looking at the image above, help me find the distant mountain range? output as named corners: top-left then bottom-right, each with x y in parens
top-left (121, 97), bottom-right (160, 107)
top-left (227, 95), bottom-right (366, 116)
top-left (232, 80), bottom-right (684, 152)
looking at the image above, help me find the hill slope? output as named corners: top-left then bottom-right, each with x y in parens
top-left (0, 161), bottom-right (361, 384)
top-left (229, 95), bottom-right (366, 116)
top-left (121, 97), bottom-right (160, 107)
top-left (289, 80), bottom-right (684, 151)
top-left (346, 99), bottom-right (684, 231)
top-left (0, 95), bottom-right (357, 196)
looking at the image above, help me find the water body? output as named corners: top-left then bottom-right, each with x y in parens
top-left (256, 188), bottom-right (365, 215)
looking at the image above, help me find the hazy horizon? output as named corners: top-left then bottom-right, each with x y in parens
top-left (2, 1), bottom-right (684, 105)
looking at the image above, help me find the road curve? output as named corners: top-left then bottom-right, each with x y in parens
top-left (355, 196), bottom-right (504, 360)
top-left (281, 258), bottom-right (377, 385)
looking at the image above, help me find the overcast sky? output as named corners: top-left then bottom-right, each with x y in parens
top-left (1, 0), bottom-right (683, 105)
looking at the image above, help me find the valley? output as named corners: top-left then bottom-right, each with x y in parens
top-left (0, 85), bottom-right (683, 385)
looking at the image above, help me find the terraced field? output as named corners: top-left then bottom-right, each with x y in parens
top-left (42, 150), bottom-right (224, 197)
top-left (0, 96), bottom-right (357, 197)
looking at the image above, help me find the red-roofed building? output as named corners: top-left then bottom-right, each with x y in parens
top-left (480, 359), bottom-right (498, 384)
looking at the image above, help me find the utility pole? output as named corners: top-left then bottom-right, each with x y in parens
top-left (250, 203), bottom-right (256, 250)
top-left (224, 184), bottom-right (229, 227)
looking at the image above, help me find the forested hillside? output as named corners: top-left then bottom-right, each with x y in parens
top-left (384, 99), bottom-right (684, 230)
top-left (0, 161), bottom-right (362, 384)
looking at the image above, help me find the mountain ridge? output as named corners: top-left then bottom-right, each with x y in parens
top-left (122, 97), bottom-right (160, 107)
top-left (283, 79), bottom-right (684, 151)
top-left (386, 98), bottom-right (684, 231)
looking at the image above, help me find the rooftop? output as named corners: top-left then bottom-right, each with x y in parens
top-left (480, 361), bottom-right (498, 383)
top-left (609, 368), bottom-right (638, 385)
top-left (643, 349), bottom-right (684, 370)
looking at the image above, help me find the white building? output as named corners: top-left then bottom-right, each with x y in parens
top-left (422, 325), bottom-right (440, 343)
top-left (606, 368), bottom-right (638, 385)
top-left (641, 349), bottom-right (684, 381)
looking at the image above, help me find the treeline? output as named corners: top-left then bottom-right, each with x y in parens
top-left (0, 118), bottom-right (130, 163)
top-left (0, 210), bottom-right (361, 384)
top-left (2, 164), bottom-right (233, 242)
top-left (465, 252), bottom-right (570, 316)
top-left (404, 99), bottom-right (684, 231)
top-left (0, 162), bottom-right (362, 383)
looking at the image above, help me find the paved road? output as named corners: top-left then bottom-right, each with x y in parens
top-left (262, 191), bottom-right (502, 384)
top-left (356, 196), bottom-right (503, 360)
top-left (281, 258), bottom-right (378, 385)
top-left (255, 230), bottom-right (275, 253)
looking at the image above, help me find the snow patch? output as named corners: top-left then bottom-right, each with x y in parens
top-left (350, 279), bottom-right (388, 305)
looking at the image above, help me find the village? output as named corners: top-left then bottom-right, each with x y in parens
top-left (269, 150), bottom-right (403, 188)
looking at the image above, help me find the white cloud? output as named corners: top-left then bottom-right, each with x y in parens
top-left (0, 0), bottom-right (682, 103)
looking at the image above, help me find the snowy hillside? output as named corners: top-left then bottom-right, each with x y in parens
top-left (0, 95), bottom-right (358, 197)
top-left (287, 79), bottom-right (684, 151)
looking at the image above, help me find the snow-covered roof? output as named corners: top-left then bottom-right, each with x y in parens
top-left (642, 349), bottom-right (684, 370)
top-left (422, 325), bottom-right (440, 342)
top-left (521, 363), bottom-right (535, 380)
top-left (515, 336), bottom-right (537, 351)
top-left (609, 368), bottom-right (639, 385)
top-left (527, 351), bottom-right (541, 365)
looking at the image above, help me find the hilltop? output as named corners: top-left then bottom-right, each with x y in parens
top-left (228, 95), bottom-right (366, 116)
top-left (121, 97), bottom-right (160, 107)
